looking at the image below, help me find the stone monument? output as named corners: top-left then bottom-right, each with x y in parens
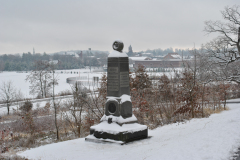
top-left (85, 40), bottom-right (148, 144)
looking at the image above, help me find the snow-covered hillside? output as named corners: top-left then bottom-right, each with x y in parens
top-left (18, 101), bottom-right (240, 160)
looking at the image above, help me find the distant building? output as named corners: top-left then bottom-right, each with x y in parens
top-left (164, 53), bottom-right (182, 59)
top-left (129, 57), bottom-right (150, 64)
top-left (134, 59), bottom-right (183, 68)
top-left (152, 55), bottom-right (165, 60)
top-left (127, 45), bottom-right (135, 57)
top-left (133, 53), bottom-right (187, 68)
top-left (128, 45), bottom-right (133, 54)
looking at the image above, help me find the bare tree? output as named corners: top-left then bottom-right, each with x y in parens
top-left (175, 47), bottom-right (212, 118)
top-left (49, 62), bottom-right (59, 139)
top-left (204, 5), bottom-right (240, 83)
top-left (193, 49), bottom-right (213, 117)
top-left (14, 89), bottom-right (24, 111)
top-left (26, 60), bottom-right (51, 98)
top-left (62, 82), bottom-right (102, 138)
top-left (0, 81), bottom-right (16, 115)
top-left (64, 83), bottom-right (86, 138)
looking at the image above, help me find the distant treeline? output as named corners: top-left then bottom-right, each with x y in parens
top-left (0, 47), bottom-right (195, 71)
top-left (0, 52), bottom-right (107, 71)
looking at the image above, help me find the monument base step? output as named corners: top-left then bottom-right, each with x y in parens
top-left (85, 135), bottom-right (125, 144)
top-left (85, 135), bottom-right (152, 145)
top-left (85, 121), bottom-right (148, 143)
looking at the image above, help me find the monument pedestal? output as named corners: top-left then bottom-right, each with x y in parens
top-left (85, 40), bottom-right (148, 144)
top-left (85, 119), bottom-right (148, 144)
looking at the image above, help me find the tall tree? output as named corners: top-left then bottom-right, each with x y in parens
top-left (175, 49), bottom-right (202, 118)
top-left (26, 60), bottom-right (51, 98)
top-left (175, 70), bottom-right (200, 118)
top-left (0, 81), bottom-right (16, 115)
top-left (49, 62), bottom-right (59, 140)
top-left (204, 5), bottom-right (240, 83)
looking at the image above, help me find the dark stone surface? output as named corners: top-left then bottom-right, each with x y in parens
top-left (105, 99), bottom-right (120, 116)
top-left (108, 118), bottom-right (112, 124)
top-left (108, 103), bottom-right (116, 113)
top-left (106, 48), bottom-right (131, 118)
top-left (112, 40), bottom-right (124, 52)
top-left (90, 128), bottom-right (148, 143)
top-left (235, 148), bottom-right (240, 160)
top-left (121, 101), bottom-right (132, 118)
top-left (86, 41), bottom-right (148, 144)
top-left (107, 57), bottom-right (130, 97)
top-left (119, 57), bottom-right (130, 95)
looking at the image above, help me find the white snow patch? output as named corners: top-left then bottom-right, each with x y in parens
top-left (90, 121), bottom-right (147, 134)
top-left (129, 57), bottom-right (148, 61)
top-left (108, 50), bottom-right (128, 58)
top-left (120, 94), bottom-right (131, 103)
top-left (171, 54), bottom-right (182, 59)
top-left (86, 135), bottom-right (124, 144)
top-left (0, 70), bottom-right (104, 98)
top-left (106, 94), bottom-right (131, 104)
top-left (101, 114), bottom-right (138, 124)
top-left (106, 97), bottom-right (119, 103)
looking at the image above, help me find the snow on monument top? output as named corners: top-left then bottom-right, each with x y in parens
top-left (108, 50), bottom-right (128, 57)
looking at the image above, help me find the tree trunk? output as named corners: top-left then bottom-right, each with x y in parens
top-left (202, 84), bottom-right (206, 118)
top-left (44, 74), bottom-right (47, 98)
top-left (40, 74), bottom-right (44, 98)
top-left (7, 103), bottom-right (10, 115)
top-left (224, 92), bottom-right (227, 110)
top-left (77, 125), bottom-right (81, 138)
top-left (191, 100), bottom-right (194, 118)
top-left (53, 71), bottom-right (59, 140)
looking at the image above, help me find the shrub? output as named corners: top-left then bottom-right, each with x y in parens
top-left (19, 101), bottom-right (33, 113)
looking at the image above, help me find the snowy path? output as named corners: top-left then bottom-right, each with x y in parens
top-left (18, 103), bottom-right (240, 160)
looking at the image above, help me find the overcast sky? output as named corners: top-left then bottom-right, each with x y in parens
top-left (0, 0), bottom-right (239, 54)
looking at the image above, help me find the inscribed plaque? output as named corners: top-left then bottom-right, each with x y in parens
top-left (120, 72), bottom-right (129, 87)
top-left (108, 67), bottom-right (119, 91)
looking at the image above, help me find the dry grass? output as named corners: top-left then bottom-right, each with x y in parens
top-left (1, 152), bottom-right (27, 160)
top-left (203, 104), bottom-right (229, 115)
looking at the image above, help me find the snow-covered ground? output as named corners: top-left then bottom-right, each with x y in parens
top-left (0, 69), bottom-right (175, 100)
top-left (0, 69), bottom-right (104, 98)
top-left (0, 96), bottom-right (73, 115)
top-left (17, 100), bottom-right (240, 160)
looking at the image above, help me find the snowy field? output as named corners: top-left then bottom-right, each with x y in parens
top-left (0, 68), bottom-right (177, 99)
top-left (0, 69), bottom-right (104, 99)
top-left (18, 100), bottom-right (240, 160)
